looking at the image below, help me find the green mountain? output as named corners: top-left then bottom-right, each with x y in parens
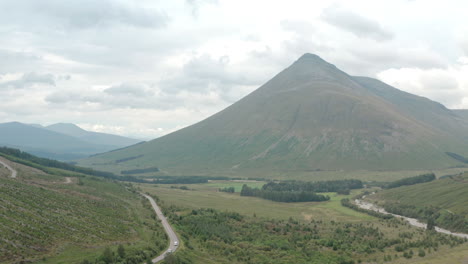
top-left (78, 54), bottom-right (468, 176)
top-left (0, 122), bottom-right (140, 160)
top-left (46, 123), bottom-right (141, 148)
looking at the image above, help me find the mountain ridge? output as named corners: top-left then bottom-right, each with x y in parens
top-left (46, 123), bottom-right (141, 147)
top-left (0, 122), bottom-right (141, 160)
top-left (78, 54), bottom-right (468, 177)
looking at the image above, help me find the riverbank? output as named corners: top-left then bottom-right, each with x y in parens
top-left (354, 198), bottom-right (468, 239)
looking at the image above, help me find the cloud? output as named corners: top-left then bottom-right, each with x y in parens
top-left (0, 0), bottom-right (169, 30)
top-left (1, 0), bottom-right (467, 139)
top-left (462, 39), bottom-right (468, 56)
top-left (377, 65), bottom-right (468, 108)
top-left (185, 0), bottom-right (218, 17)
top-left (0, 72), bottom-right (56, 89)
top-left (321, 5), bottom-right (394, 41)
top-left (104, 83), bottom-right (154, 97)
top-left (0, 49), bottom-right (44, 74)
top-left (159, 54), bottom-right (262, 101)
top-left (419, 71), bottom-right (459, 90)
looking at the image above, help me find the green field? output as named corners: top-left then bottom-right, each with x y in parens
top-left (141, 181), bottom-right (374, 223)
top-left (0, 158), bottom-right (167, 264)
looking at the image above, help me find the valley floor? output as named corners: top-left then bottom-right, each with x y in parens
top-left (140, 180), bottom-right (468, 264)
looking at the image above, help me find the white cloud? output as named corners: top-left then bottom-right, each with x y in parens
top-left (321, 4), bottom-right (394, 41)
top-left (0, 72), bottom-right (56, 89)
top-left (0, 0), bottom-right (467, 138)
top-left (377, 62), bottom-right (468, 108)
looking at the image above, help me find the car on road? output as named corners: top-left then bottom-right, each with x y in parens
top-left (174, 241), bottom-right (178, 246)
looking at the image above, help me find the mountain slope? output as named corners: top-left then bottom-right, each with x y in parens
top-left (0, 122), bottom-right (135, 160)
top-left (46, 123), bottom-right (141, 148)
top-left (0, 155), bottom-right (167, 263)
top-left (454, 109), bottom-right (468, 122)
top-left (79, 54), bottom-right (468, 176)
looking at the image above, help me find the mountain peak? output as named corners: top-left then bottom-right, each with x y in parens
top-left (297, 53), bottom-right (325, 61)
top-left (46, 123), bottom-right (88, 137)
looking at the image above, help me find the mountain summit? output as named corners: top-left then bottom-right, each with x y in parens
top-left (79, 54), bottom-right (468, 176)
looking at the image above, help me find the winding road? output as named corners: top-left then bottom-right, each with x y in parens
top-left (0, 158), bottom-right (17, 178)
top-left (355, 198), bottom-right (468, 239)
top-left (142, 193), bottom-right (180, 263)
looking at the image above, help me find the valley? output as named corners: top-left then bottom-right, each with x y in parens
top-left (137, 179), bottom-right (468, 263)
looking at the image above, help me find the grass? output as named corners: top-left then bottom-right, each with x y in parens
top-left (141, 181), bottom-right (374, 223)
top-left (0, 157), bottom-right (167, 264)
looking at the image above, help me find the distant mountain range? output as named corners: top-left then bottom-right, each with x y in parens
top-left (0, 122), bottom-right (141, 160)
top-left (78, 53), bottom-right (468, 177)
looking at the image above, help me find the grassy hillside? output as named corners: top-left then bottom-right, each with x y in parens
top-left (0, 157), bottom-right (167, 264)
top-left (79, 54), bottom-right (468, 177)
top-left (369, 172), bottom-right (468, 232)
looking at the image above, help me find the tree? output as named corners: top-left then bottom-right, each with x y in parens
top-left (427, 217), bottom-right (436, 231)
top-left (101, 247), bottom-right (113, 264)
top-left (117, 244), bottom-right (125, 258)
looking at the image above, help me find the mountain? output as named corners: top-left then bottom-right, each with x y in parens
top-left (0, 122), bottom-right (140, 160)
top-left (78, 54), bottom-right (468, 176)
top-left (46, 123), bottom-right (141, 147)
top-left (454, 109), bottom-right (468, 121)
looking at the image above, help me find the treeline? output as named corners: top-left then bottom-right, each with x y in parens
top-left (340, 198), bottom-right (393, 220)
top-left (219, 187), bottom-right (235, 193)
top-left (445, 152), bottom-right (468, 164)
top-left (384, 173), bottom-right (435, 189)
top-left (261, 179), bottom-right (363, 193)
top-left (115, 155), bottom-right (144, 163)
top-left (152, 176), bottom-right (229, 184)
top-left (240, 184), bottom-right (329, 202)
top-left (121, 167), bottom-right (159, 175)
top-left (382, 202), bottom-right (468, 233)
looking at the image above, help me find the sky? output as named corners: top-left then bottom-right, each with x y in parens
top-left (0, 0), bottom-right (467, 139)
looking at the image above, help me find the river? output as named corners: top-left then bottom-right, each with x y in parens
top-left (354, 198), bottom-right (468, 239)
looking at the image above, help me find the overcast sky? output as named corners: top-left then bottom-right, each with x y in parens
top-left (0, 0), bottom-right (467, 139)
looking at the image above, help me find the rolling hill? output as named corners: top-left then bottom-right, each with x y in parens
top-left (0, 122), bottom-right (141, 160)
top-left (46, 123), bottom-right (141, 148)
top-left (78, 54), bottom-right (468, 177)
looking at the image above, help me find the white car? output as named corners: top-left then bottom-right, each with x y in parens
top-left (174, 241), bottom-right (179, 246)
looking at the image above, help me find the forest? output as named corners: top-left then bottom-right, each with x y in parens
top-left (240, 184), bottom-right (330, 202)
top-left (384, 173), bottom-right (436, 189)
